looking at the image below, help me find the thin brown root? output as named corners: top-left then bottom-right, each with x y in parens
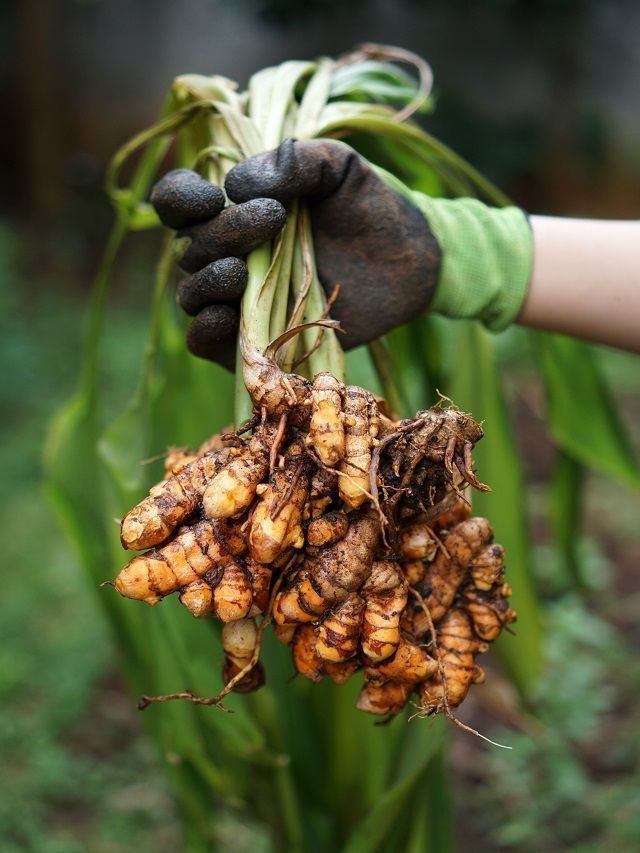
top-left (264, 319), bottom-right (343, 362)
top-left (271, 462), bottom-right (304, 521)
top-left (280, 374), bottom-right (298, 407)
top-left (404, 490), bottom-right (459, 527)
top-left (334, 467), bottom-right (377, 505)
top-left (445, 716), bottom-right (511, 749)
top-left (137, 690), bottom-right (229, 712)
top-left (463, 442), bottom-right (491, 492)
top-left (434, 390), bottom-right (458, 410)
top-left (335, 466), bottom-right (385, 528)
top-left (323, 283), bottom-right (341, 315)
top-left (292, 337), bottom-right (323, 372)
top-left (408, 587), bottom-right (452, 718)
top-left (222, 414), bottom-right (259, 442)
top-left (426, 524), bottom-right (450, 560)
top-left (369, 415), bottom-right (432, 521)
top-left (99, 580), bottom-right (115, 588)
top-left (408, 588), bottom-right (511, 749)
top-left (450, 474), bottom-right (472, 507)
top-left (387, 448), bottom-right (426, 513)
top-left (444, 435), bottom-right (456, 476)
top-left (269, 413), bottom-right (288, 473)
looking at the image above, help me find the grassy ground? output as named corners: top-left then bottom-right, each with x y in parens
top-left (2, 218), bottom-right (639, 851)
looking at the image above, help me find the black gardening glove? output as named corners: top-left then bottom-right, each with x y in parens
top-left (151, 139), bottom-right (441, 370)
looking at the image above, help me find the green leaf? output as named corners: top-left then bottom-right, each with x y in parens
top-left (43, 220), bottom-right (130, 628)
top-left (536, 333), bottom-right (640, 489)
top-left (404, 741), bottom-right (455, 853)
top-left (173, 73), bottom-right (241, 105)
top-left (248, 60), bottom-right (316, 149)
top-left (342, 718), bottom-right (445, 853)
top-left (316, 110), bottom-right (509, 204)
top-left (43, 92), bottom-right (252, 845)
top-left (549, 451), bottom-right (585, 589)
top-left (342, 766), bottom-right (426, 853)
top-left (330, 60), bottom-right (421, 97)
top-left (295, 58), bottom-right (335, 139)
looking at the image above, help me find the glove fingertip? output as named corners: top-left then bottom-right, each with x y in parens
top-left (151, 169), bottom-right (225, 229)
top-left (177, 257), bottom-right (247, 316)
top-left (186, 304), bottom-right (239, 371)
top-left (225, 143), bottom-right (299, 203)
top-left (177, 198), bottom-right (287, 272)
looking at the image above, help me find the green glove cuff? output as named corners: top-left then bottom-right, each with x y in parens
top-left (373, 166), bottom-right (533, 331)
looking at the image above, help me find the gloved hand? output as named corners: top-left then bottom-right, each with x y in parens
top-left (151, 140), bottom-right (533, 369)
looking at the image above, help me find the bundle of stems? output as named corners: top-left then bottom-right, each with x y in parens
top-left (107, 44), bottom-right (479, 423)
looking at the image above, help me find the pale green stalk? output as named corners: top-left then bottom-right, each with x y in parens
top-left (234, 245), bottom-right (274, 425)
top-left (300, 216), bottom-right (345, 380)
top-left (269, 202), bottom-right (299, 343)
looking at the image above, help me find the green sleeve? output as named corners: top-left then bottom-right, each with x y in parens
top-left (372, 165), bottom-right (533, 331)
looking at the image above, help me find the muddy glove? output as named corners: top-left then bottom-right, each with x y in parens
top-left (151, 140), bottom-right (532, 369)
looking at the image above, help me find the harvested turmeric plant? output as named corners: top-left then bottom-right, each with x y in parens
top-left (109, 46), bottom-right (517, 727)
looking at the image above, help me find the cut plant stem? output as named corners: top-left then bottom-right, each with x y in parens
top-left (235, 244), bottom-right (274, 425)
top-left (300, 213), bottom-right (345, 382)
top-left (269, 205), bottom-right (300, 345)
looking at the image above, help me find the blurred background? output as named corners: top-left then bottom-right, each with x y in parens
top-left (2, 0), bottom-right (639, 850)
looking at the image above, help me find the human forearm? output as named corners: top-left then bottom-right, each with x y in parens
top-left (518, 216), bottom-right (640, 352)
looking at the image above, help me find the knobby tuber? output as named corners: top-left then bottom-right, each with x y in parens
top-left (111, 333), bottom-right (515, 726)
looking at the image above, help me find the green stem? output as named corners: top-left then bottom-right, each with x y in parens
top-left (318, 114), bottom-right (510, 206)
top-left (248, 689), bottom-right (305, 851)
top-left (81, 219), bottom-right (129, 403)
top-left (274, 764), bottom-right (304, 852)
top-left (300, 212), bottom-right (345, 381)
top-left (140, 235), bottom-right (177, 390)
top-left (106, 100), bottom-right (213, 202)
top-left (269, 203), bottom-right (299, 344)
top-left (234, 245), bottom-right (273, 425)
top-left (550, 450), bottom-right (585, 590)
top-left (368, 339), bottom-right (409, 418)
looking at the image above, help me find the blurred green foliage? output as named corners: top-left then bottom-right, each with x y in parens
top-left (471, 594), bottom-right (640, 852)
top-left (0, 224), bottom-right (181, 851)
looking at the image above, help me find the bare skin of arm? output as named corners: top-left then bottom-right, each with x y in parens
top-left (518, 216), bottom-right (640, 352)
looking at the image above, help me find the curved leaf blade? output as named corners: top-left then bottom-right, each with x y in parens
top-left (536, 333), bottom-right (640, 489)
